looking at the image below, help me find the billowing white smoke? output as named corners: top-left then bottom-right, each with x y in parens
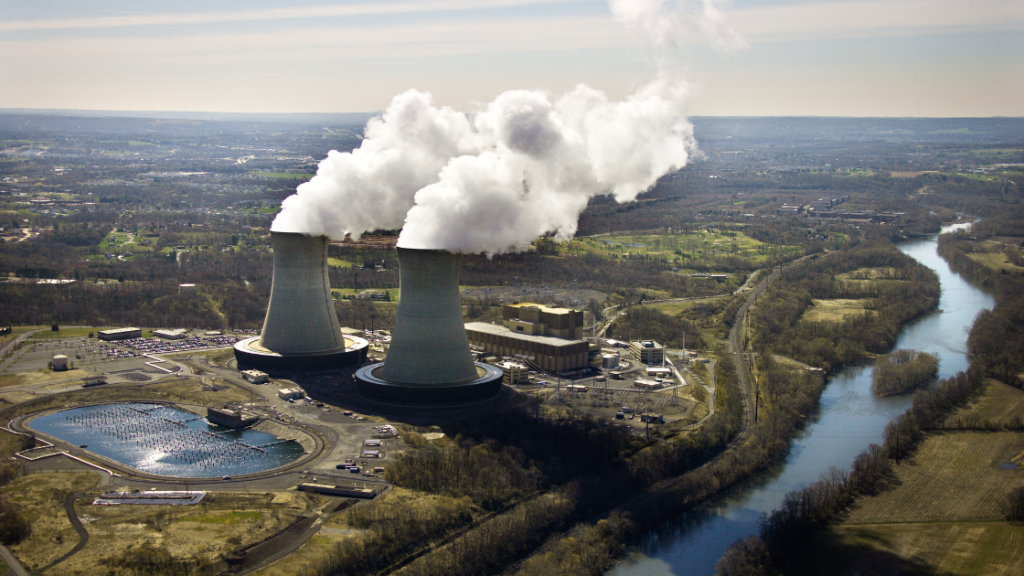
top-left (272, 75), bottom-right (698, 256)
top-left (608, 0), bottom-right (747, 51)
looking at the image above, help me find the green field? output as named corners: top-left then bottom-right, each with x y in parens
top-left (567, 230), bottom-right (800, 266)
top-left (30, 326), bottom-right (109, 340)
top-left (327, 257), bottom-right (355, 268)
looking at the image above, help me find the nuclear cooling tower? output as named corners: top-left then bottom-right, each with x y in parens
top-left (356, 248), bottom-right (502, 404)
top-left (234, 231), bottom-right (367, 371)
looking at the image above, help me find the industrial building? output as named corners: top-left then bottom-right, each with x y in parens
top-left (240, 369), bottom-right (269, 384)
top-left (98, 327), bottom-right (142, 341)
top-left (633, 378), bottom-right (663, 390)
top-left (465, 322), bottom-right (589, 373)
top-left (154, 328), bottom-right (188, 340)
top-left (297, 484), bottom-right (378, 498)
top-left (501, 303), bottom-right (584, 339)
top-left (629, 340), bottom-right (665, 365)
top-left (495, 360), bottom-right (529, 385)
top-left (646, 366), bottom-right (672, 378)
top-left (206, 407), bottom-right (258, 428)
top-left (278, 388), bottom-right (305, 401)
top-left (355, 248), bottom-right (502, 404)
top-left (233, 232), bottom-right (368, 371)
top-left (463, 302), bottom-right (589, 373)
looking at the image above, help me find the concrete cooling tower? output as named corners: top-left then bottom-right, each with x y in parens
top-left (356, 248), bottom-right (502, 404)
top-left (234, 231), bottom-right (367, 371)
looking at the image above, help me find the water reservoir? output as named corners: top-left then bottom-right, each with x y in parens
top-left (30, 403), bottom-right (304, 478)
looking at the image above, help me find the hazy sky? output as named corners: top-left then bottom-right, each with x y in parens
top-left (1, 0), bottom-right (1022, 117)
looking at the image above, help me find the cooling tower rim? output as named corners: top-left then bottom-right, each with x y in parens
top-left (355, 362), bottom-right (503, 405)
top-left (269, 230), bottom-right (324, 238)
top-left (234, 335), bottom-right (368, 372)
top-left (236, 335), bottom-right (368, 356)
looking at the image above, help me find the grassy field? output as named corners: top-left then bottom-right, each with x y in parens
top-left (327, 257), bottom-right (355, 268)
top-left (646, 300), bottom-right (697, 315)
top-left (793, 424), bottom-right (1024, 576)
top-left (844, 431), bottom-right (1024, 524)
top-left (806, 522), bottom-right (1024, 576)
top-left (146, 378), bottom-right (260, 405)
top-left (567, 230), bottom-right (801, 267)
top-left (30, 326), bottom-right (107, 340)
top-left (4, 472), bottom-right (99, 572)
top-left (833, 266), bottom-right (909, 289)
top-left (967, 251), bottom-right (1024, 273)
top-left (800, 298), bottom-right (874, 323)
top-left (944, 379), bottom-right (1024, 427)
top-left (0, 326), bottom-right (44, 348)
top-left (54, 490), bottom-right (308, 576)
top-left (0, 369), bottom-right (94, 390)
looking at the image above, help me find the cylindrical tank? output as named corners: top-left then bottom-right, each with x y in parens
top-left (259, 231), bottom-right (344, 354)
top-left (380, 248), bottom-right (479, 385)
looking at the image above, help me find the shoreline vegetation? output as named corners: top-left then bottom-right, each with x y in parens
top-left (871, 349), bottom-right (939, 397)
top-left (718, 210), bottom-right (1024, 575)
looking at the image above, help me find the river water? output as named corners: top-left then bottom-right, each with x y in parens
top-left (609, 223), bottom-right (994, 576)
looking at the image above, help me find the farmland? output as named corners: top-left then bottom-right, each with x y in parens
top-left (789, 401), bottom-right (1024, 576)
top-left (564, 229), bottom-right (802, 267)
top-left (800, 298), bottom-right (874, 323)
top-left (842, 431), bottom-right (1024, 524)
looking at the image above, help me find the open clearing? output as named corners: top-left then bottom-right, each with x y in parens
top-left (569, 230), bottom-right (800, 266)
top-left (843, 431), bottom-right (1024, 524)
top-left (834, 267), bottom-right (908, 289)
top-left (800, 299), bottom-right (874, 323)
top-left (57, 490), bottom-right (309, 576)
top-left (811, 425), bottom-right (1024, 575)
top-left (823, 522), bottom-right (1024, 576)
top-left (967, 251), bottom-right (1024, 273)
top-left (0, 369), bottom-right (94, 389)
top-left (944, 379), bottom-right (1024, 427)
top-left (4, 472), bottom-right (99, 572)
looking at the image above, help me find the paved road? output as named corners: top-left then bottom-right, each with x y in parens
top-left (0, 329), bottom-right (43, 375)
top-left (31, 492), bottom-right (90, 574)
top-left (0, 545), bottom-right (29, 576)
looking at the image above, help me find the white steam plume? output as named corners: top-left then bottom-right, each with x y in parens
top-left (271, 89), bottom-right (478, 241)
top-left (608, 0), bottom-right (747, 51)
top-left (271, 76), bottom-right (698, 256)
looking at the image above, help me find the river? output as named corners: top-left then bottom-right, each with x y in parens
top-left (608, 222), bottom-right (994, 576)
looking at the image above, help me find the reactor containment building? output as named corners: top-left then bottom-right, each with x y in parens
top-left (234, 231), bottom-right (368, 371)
top-left (355, 248), bottom-right (502, 404)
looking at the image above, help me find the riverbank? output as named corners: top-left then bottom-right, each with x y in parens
top-left (606, 223), bottom-right (994, 576)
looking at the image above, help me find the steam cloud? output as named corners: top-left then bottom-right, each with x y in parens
top-left (271, 0), bottom-right (745, 255)
top-left (608, 0), bottom-right (747, 51)
top-left (272, 76), bottom-right (697, 256)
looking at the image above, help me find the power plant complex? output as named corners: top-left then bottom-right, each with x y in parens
top-left (235, 237), bottom-right (502, 404)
